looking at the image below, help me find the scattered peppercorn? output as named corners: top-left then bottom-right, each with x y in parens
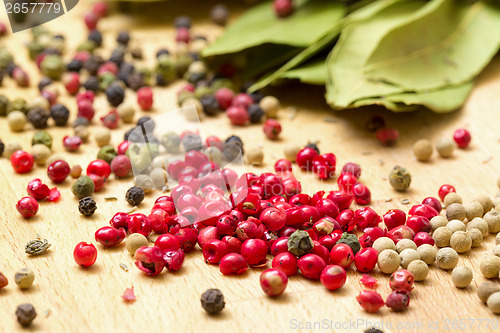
top-left (126, 233), bottom-right (149, 255)
top-left (72, 175), bottom-right (95, 199)
top-left (200, 289), bottom-right (225, 315)
top-left (50, 104), bottom-right (70, 126)
top-left (336, 232), bottom-right (361, 255)
top-left (413, 139), bottom-right (433, 161)
top-left (78, 197), bottom-right (97, 216)
top-left (388, 165), bottom-right (411, 191)
top-left (210, 4), bottom-right (229, 26)
top-left (31, 130), bottom-right (52, 149)
top-left (16, 304), bottom-right (36, 327)
top-left (106, 83), bottom-right (125, 107)
top-left (97, 145), bottom-right (117, 164)
top-left (126, 186), bottom-right (145, 206)
top-left (14, 267), bottom-right (35, 289)
top-left (287, 230), bottom-right (313, 256)
top-left (27, 107), bottom-right (50, 129)
top-left (7, 111), bottom-right (27, 132)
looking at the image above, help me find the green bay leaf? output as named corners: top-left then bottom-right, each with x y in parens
top-left (202, 0), bottom-right (345, 57)
top-left (364, 0), bottom-right (500, 91)
top-left (279, 59), bottom-right (327, 85)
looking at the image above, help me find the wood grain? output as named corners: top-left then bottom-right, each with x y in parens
top-left (0, 2), bottom-right (499, 332)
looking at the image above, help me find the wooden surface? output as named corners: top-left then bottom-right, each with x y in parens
top-left (1, 2), bottom-right (500, 332)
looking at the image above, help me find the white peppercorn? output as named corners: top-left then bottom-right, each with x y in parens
top-left (203, 146), bottom-right (222, 165)
top-left (151, 156), bottom-right (169, 170)
top-left (126, 233), bottom-right (148, 255)
top-left (31, 144), bottom-right (51, 166)
top-left (14, 268), bottom-right (35, 289)
top-left (444, 192), bottom-right (462, 206)
top-left (27, 96), bottom-right (49, 110)
top-left (435, 247), bottom-right (459, 270)
top-left (480, 255), bottom-right (500, 278)
top-left (433, 227), bottom-right (452, 247)
top-left (135, 174), bottom-right (154, 193)
top-left (149, 168), bottom-right (168, 189)
top-left (450, 231), bottom-right (472, 253)
top-left (467, 228), bottom-right (483, 248)
top-left (413, 139), bottom-right (433, 161)
top-left (245, 147), bottom-right (264, 166)
top-left (436, 137), bottom-right (455, 158)
top-left (372, 237), bottom-right (396, 253)
top-left (284, 143), bottom-right (301, 163)
top-left (74, 125), bottom-right (90, 142)
top-left (467, 217), bottom-right (489, 236)
top-left (451, 266), bottom-right (473, 288)
top-left (377, 249), bottom-right (401, 274)
top-left (475, 194), bottom-right (493, 214)
top-left (430, 215), bottom-right (448, 231)
top-left (259, 96), bottom-right (280, 118)
top-left (399, 248), bottom-right (420, 269)
top-left (417, 244), bottom-right (437, 265)
top-left (181, 98), bottom-right (203, 121)
top-left (407, 260), bottom-right (429, 281)
top-left (478, 281), bottom-right (500, 303)
top-left (396, 239), bottom-right (417, 253)
top-left (117, 103), bottom-right (136, 123)
top-left (465, 200), bottom-right (483, 221)
top-left (496, 233), bottom-right (500, 245)
top-left (4, 141), bottom-right (22, 158)
top-left (7, 111), bottom-right (27, 132)
top-left (447, 219), bottom-right (466, 233)
top-left (484, 210), bottom-right (500, 233)
top-left (487, 292), bottom-right (500, 314)
top-left (446, 203), bottom-right (466, 221)
top-left (94, 127), bottom-right (111, 147)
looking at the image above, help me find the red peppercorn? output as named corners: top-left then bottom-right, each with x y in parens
top-left (263, 119), bottom-right (282, 140)
top-left (216, 215), bottom-right (237, 235)
top-left (110, 155), bottom-right (132, 178)
top-left (94, 226), bottom-right (126, 247)
top-left (341, 162), bottom-right (361, 179)
top-left (354, 207), bottom-right (381, 230)
top-left (326, 190), bottom-right (354, 211)
top-left (174, 228), bottom-right (198, 252)
top-left (375, 127), bottom-right (399, 146)
top-left (137, 87), bottom-right (154, 111)
top-left (312, 153), bottom-right (336, 179)
top-left (134, 246), bottom-right (164, 276)
top-left (220, 253), bottom-right (248, 275)
top-left (274, 0), bottom-right (294, 17)
top-left (453, 128), bottom-right (471, 149)
top-left (241, 239), bottom-right (268, 266)
top-left (408, 204), bottom-right (438, 220)
top-left (359, 227), bottom-right (387, 248)
top-left (336, 209), bottom-right (355, 232)
top-left (313, 217), bottom-right (340, 237)
top-left (63, 72), bottom-right (80, 95)
top-left (406, 215), bottom-right (431, 234)
top-left (163, 249), bottom-right (185, 271)
top-left (11, 151), bottom-right (34, 174)
top-left (260, 268), bottom-right (288, 297)
top-left (84, 12), bottom-right (99, 30)
top-left (63, 136), bottom-right (83, 152)
top-left (227, 106), bottom-right (249, 126)
top-left (296, 147), bottom-right (318, 171)
top-left (312, 241), bottom-right (330, 263)
top-left (197, 226), bottom-right (218, 249)
top-left (27, 178), bottom-right (50, 201)
top-left (360, 274), bottom-right (378, 289)
top-left (271, 252), bottom-right (297, 276)
top-left (92, 1), bottom-right (108, 18)
top-left (413, 232), bottom-right (435, 246)
top-left (100, 109), bottom-right (119, 129)
top-left (232, 93), bottom-right (254, 109)
top-left (260, 173), bottom-right (283, 199)
top-left (422, 197), bottom-right (442, 213)
top-left (337, 173), bottom-right (357, 193)
top-left (260, 207), bottom-right (287, 231)
top-left (289, 193), bottom-right (311, 207)
top-left (320, 265), bottom-right (346, 290)
top-left (297, 254), bottom-right (326, 280)
top-left (389, 269), bottom-right (414, 292)
top-left (203, 239), bottom-right (230, 264)
top-left (176, 27), bottom-right (190, 43)
top-left (329, 243), bottom-right (354, 268)
top-left (89, 174), bottom-right (106, 192)
top-left (438, 184), bottom-right (456, 202)
top-left (87, 159), bottom-right (112, 178)
top-left (155, 234), bottom-right (181, 252)
top-left (215, 88), bottom-right (234, 110)
top-left (386, 290), bottom-right (411, 311)
top-left (235, 220), bottom-right (263, 241)
top-left (77, 91), bottom-right (95, 103)
top-left (73, 242), bottom-right (97, 267)
top-left (0, 22), bottom-right (7, 36)
top-left (77, 99), bottom-right (95, 121)
top-left (315, 198), bottom-right (339, 219)
top-left (128, 213), bottom-right (152, 237)
top-left (222, 236), bottom-right (242, 254)
top-left (353, 183), bottom-right (371, 205)
top-left (98, 62), bottom-right (118, 76)
top-left (16, 196), bottom-right (39, 218)
top-left (356, 290), bottom-right (385, 313)
top-left (271, 237), bottom-right (289, 256)
top-left (354, 247), bottom-right (378, 272)
top-left (388, 225), bottom-right (415, 244)
top-left (300, 205), bottom-right (320, 224)
top-left (319, 235), bottom-right (336, 251)
top-left (117, 141), bottom-right (131, 155)
top-left (13, 67), bottom-right (29, 87)
top-left (47, 160), bottom-right (70, 183)
top-left (274, 159), bottom-right (292, 173)
top-left (383, 209), bottom-right (406, 230)
top-left (110, 212), bottom-right (129, 230)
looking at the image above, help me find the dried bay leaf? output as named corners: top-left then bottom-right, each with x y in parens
top-left (202, 0), bottom-right (345, 57)
top-left (364, 0), bottom-right (500, 91)
top-left (279, 59), bottom-right (327, 85)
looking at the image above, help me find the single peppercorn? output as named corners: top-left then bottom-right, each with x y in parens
top-left (200, 289), bottom-right (225, 315)
top-left (16, 304), bottom-right (36, 327)
top-left (126, 186), bottom-right (145, 206)
top-left (67, 59), bottom-right (83, 72)
top-left (72, 176), bottom-right (95, 199)
top-left (27, 107), bottom-right (50, 129)
top-left (182, 133), bottom-right (203, 151)
top-left (389, 165), bottom-right (411, 191)
top-left (106, 83), bottom-right (125, 107)
top-left (85, 55), bottom-right (104, 75)
top-left (136, 116), bottom-right (155, 133)
top-left (0, 95), bottom-right (10, 116)
top-left (97, 145), bottom-right (117, 164)
top-left (38, 77), bottom-right (52, 92)
top-left (336, 232), bottom-right (361, 254)
top-left (0, 139), bottom-right (4, 157)
top-left (7, 111), bottom-right (27, 132)
top-left (248, 104), bottom-right (264, 123)
top-left (79, 197), bottom-right (97, 216)
top-left (117, 31), bottom-right (130, 45)
top-left (50, 104), bottom-right (70, 126)
top-left (31, 130), bottom-right (53, 149)
top-left (210, 4), bottom-right (229, 26)
top-left (14, 267), bottom-right (35, 289)
top-left (287, 230), bottom-right (313, 256)
top-left (200, 95), bottom-right (219, 116)
top-left (109, 47), bottom-right (126, 66)
top-left (84, 76), bottom-right (100, 92)
top-left (88, 29), bottom-right (103, 47)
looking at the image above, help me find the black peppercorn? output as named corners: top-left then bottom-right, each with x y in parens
top-left (6, 62), bottom-right (16, 77)
top-left (305, 143), bottom-right (320, 154)
top-left (117, 31), bottom-right (130, 46)
top-left (73, 117), bottom-right (89, 128)
top-left (50, 104), bottom-right (70, 126)
top-left (28, 108), bottom-right (50, 129)
top-left (38, 77), bottom-right (52, 92)
top-left (200, 289), bottom-right (225, 315)
top-left (156, 48), bottom-right (170, 58)
top-left (16, 303), bottom-right (36, 327)
top-left (186, 72), bottom-right (206, 85)
top-left (137, 116), bottom-right (155, 132)
top-left (126, 74), bottom-right (145, 91)
top-left (366, 115), bottom-right (386, 133)
top-left (130, 48), bottom-right (143, 60)
top-left (248, 104), bottom-right (264, 123)
top-left (84, 55), bottom-right (104, 76)
top-left (78, 197), bottom-right (97, 216)
top-left (106, 83), bottom-right (125, 107)
top-left (250, 91), bottom-right (265, 103)
top-left (0, 139), bottom-right (4, 156)
top-left (126, 186), bottom-right (145, 206)
top-left (88, 30), bottom-right (103, 47)
top-left (223, 141), bottom-right (243, 161)
top-left (225, 135), bottom-right (244, 147)
top-left (210, 4), bottom-right (229, 26)
top-left (182, 133), bottom-right (203, 151)
top-left (200, 95), bottom-right (219, 116)
top-left (67, 59), bottom-right (83, 73)
top-left (174, 15), bottom-right (191, 29)
top-left (124, 128), bottom-right (135, 141)
top-left (109, 47), bottom-right (125, 66)
top-left (117, 62), bottom-right (135, 82)
top-left (83, 76), bottom-right (100, 92)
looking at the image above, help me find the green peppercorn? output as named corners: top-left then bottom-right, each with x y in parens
top-left (0, 48), bottom-right (13, 69)
top-left (31, 130), bottom-right (53, 149)
top-left (9, 98), bottom-right (28, 115)
top-left (336, 232), bottom-right (361, 254)
top-left (99, 72), bottom-right (116, 91)
top-left (389, 165), bottom-right (412, 191)
top-left (211, 78), bottom-right (234, 92)
top-left (41, 55), bottom-right (65, 80)
top-left (97, 145), bottom-right (118, 164)
top-left (156, 54), bottom-right (177, 83)
top-left (71, 176), bottom-right (95, 199)
top-left (177, 90), bottom-right (195, 107)
top-left (200, 289), bottom-right (225, 315)
top-left (287, 230), bottom-right (314, 256)
top-left (174, 53), bottom-right (194, 77)
top-left (27, 41), bottom-right (44, 60)
top-left (77, 40), bottom-right (97, 53)
top-left (0, 95), bottom-right (10, 116)
top-left (194, 86), bottom-right (213, 100)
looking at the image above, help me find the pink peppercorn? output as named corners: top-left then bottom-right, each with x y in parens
top-left (77, 91), bottom-right (95, 103)
top-left (232, 93), bottom-right (254, 109)
top-left (383, 209), bottom-right (406, 230)
top-left (155, 234), bottom-right (181, 252)
top-left (260, 268), bottom-right (288, 297)
top-left (453, 128), bottom-right (471, 149)
top-left (422, 197), bottom-right (442, 213)
top-left (359, 227), bottom-right (386, 248)
top-left (413, 232), bottom-right (435, 246)
top-left (386, 290), bottom-right (411, 311)
top-left (320, 265), bottom-right (346, 290)
top-left (222, 236), bottom-right (242, 254)
top-left (73, 242), bottom-right (97, 267)
top-left (117, 141), bottom-right (131, 155)
top-left (27, 178), bottom-right (50, 201)
top-left (354, 247), bottom-right (378, 273)
top-left (176, 27), bottom-right (190, 43)
top-left (77, 99), bottom-right (95, 121)
top-left (163, 249), bottom-right (185, 271)
top-left (84, 12), bottom-right (99, 30)
top-left (329, 243), bottom-right (354, 268)
top-left (137, 87), bottom-right (154, 111)
top-left (92, 1), bottom-right (108, 18)
top-left (271, 237), bottom-right (289, 256)
top-left (354, 207), bottom-right (381, 230)
top-left (341, 162), bottom-right (361, 179)
top-left (227, 106), bottom-right (249, 126)
top-left (87, 159), bottom-right (111, 178)
top-left (89, 174), bottom-right (106, 192)
top-left (406, 215), bottom-right (431, 234)
top-left (215, 88), bottom-right (234, 110)
top-left (336, 209), bottom-right (356, 232)
top-left (408, 204), bottom-right (438, 220)
top-left (47, 160), bottom-right (71, 183)
top-left (260, 207), bottom-right (287, 231)
top-left (241, 238), bottom-right (268, 266)
top-left (98, 62), bottom-right (118, 76)
top-left (94, 226), bottom-right (126, 247)
top-left (315, 198), bottom-right (339, 219)
top-left (272, 252), bottom-right (298, 276)
top-left (11, 151), bottom-right (34, 174)
top-left (375, 127), bottom-right (399, 146)
top-left (390, 269), bottom-right (414, 292)
top-left (312, 242), bottom-right (331, 263)
top-left (274, 159), bottom-right (292, 173)
top-left (100, 109), bottom-right (119, 129)
top-left (13, 67), bottom-right (29, 87)
top-left (110, 155), bottom-right (132, 178)
top-left (197, 226), bottom-right (218, 249)
top-left (356, 290), bottom-right (385, 313)
top-left (312, 153), bottom-right (336, 179)
top-left (274, 0), bottom-right (294, 17)
top-left (326, 191), bottom-right (353, 212)
top-left (0, 22), bottom-right (7, 36)
top-left (63, 72), bottom-right (80, 95)
top-left (128, 213), bottom-right (152, 237)
top-left (296, 147), bottom-right (318, 171)
top-left (110, 212), bottom-right (129, 230)
top-left (263, 119), bottom-right (282, 140)
top-left (220, 253), bottom-right (248, 275)
top-left (174, 228), bottom-right (198, 252)
top-left (63, 136), bottom-right (83, 152)
top-left (134, 246), bottom-right (164, 276)
top-left (16, 196), bottom-right (39, 218)
top-left (388, 225), bottom-right (415, 244)
top-left (438, 184), bottom-right (456, 202)
top-left (353, 183), bottom-right (371, 205)
top-left (318, 235), bottom-right (336, 251)
top-left (297, 254), bottom-right (326, 280)
top-left (203, 239), bottom-right (230, 264)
